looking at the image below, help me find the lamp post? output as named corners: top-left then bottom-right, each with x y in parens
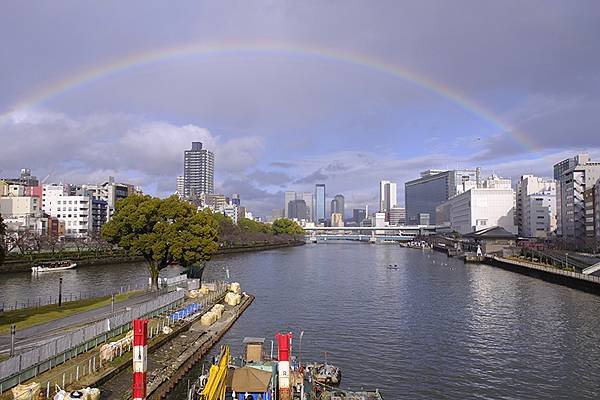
top-left (299, 331), bottom-right (304, 370)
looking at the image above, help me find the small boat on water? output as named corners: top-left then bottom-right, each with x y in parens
top-left (31, 260), bottom-right (77, 273)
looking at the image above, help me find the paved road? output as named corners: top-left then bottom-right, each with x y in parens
top-left (0, 291), bottom-right (163, 355)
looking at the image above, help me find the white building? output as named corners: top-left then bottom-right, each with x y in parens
top-left (176, 176), bottom-right (184, 197)
top-left (0, 196), bottom-right (45, 233)
top-left (223, 204), bottom-right (239, 224)
top-left (42, 183), bottom-right (69, 213)
top-left (44, 195), bottom-right (92, 237)
top-left (374, 212), bottom-right (387, 228)
top-left (331, 213), bottom-right (344, 227)
top-left (379, 181), bottom-right (397, 214)
top-left (515, 175), bottom-right (556, 236)
top-left (439, 186), bottom-right (516, 235)
top-left (522, 193), bottom-right (557, 238)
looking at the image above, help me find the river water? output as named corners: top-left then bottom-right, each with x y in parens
top-left (2, 243), bottom-right (600, 399)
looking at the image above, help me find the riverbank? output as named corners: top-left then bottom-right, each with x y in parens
top-left (0, 241), bottom-right (305, 274)
top-left (487, 255), bottom-right (600, 295)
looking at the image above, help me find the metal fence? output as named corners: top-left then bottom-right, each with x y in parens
top-left (1, 283), bottom-right (150, 312)
top-left (0, 290), bottom-right (184, 393)
top-left (493, 256), bottom-right (600, 284)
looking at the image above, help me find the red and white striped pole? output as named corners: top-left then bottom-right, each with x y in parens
top-left (133, 319), bottom-right (148, 400)
top-left (276, 332), bottom-right (293, 400)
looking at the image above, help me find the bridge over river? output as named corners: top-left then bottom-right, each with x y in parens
top-left (303, 225), bottom-right (440, 242)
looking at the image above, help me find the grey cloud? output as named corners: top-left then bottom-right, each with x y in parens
top-left (294, 170), bottom-right (328, 184)
top-left (247, 170), bottom-right (291, 187)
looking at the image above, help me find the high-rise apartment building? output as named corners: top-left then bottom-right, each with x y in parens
top-left (315, 184), bottom-right (326, 222)
top-left (405, 168), bottom-right (480, 225)
top-left (330, 194), bottom-right (345, 219)
top-left (379, 181), bottom-right (397, 214)
top-left (516, 175), bottom-right (556, 237)
top-left (553, 154), bottom-right (600, 245)
top-left (183, 142), bottom-right (214, 198)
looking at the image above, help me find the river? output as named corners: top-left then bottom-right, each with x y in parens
top-left (2, 243), bottom-right (600, 399)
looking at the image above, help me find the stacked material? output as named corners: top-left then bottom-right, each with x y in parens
top-left (225, 292), bottom-right (241, 306)
top-left (211, 304), bottom-right (225, 318)
top-left (11, 382), bottom-right (40, 400)
top-left (229, 282), bottom-right (241, 294)
top-left (200, 311), bottom-right (217, 326)
top-left (99, 330), bottom-right (134, 362)
top-left (53, 388), bottom-right (101, 400)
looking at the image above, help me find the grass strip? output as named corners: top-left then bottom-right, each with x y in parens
top-left (0, 291), bottom-right (142, 334)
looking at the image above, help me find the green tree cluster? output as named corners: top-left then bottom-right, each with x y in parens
top-left (271, 218), bottom-right (305, 235)
top-left (102, 195), bottom-right (219, 289)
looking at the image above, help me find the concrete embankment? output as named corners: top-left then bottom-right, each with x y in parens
top-left (487, 256), bottom-right (600, 295)
top-left (1, 241), bottom-right (304, 274)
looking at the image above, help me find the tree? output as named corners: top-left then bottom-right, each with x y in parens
top-left (271, 218), bottom-right (305, 236)
top-left (101, 195), bottom-right (219, 289)
top-left (0, 215), bottom-right (5, 265)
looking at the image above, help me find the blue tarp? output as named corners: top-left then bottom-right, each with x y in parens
top-left (169, 303), bottom-right (201, 320)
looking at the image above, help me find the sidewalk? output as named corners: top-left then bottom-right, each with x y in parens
top-left (0, 291), bottom-right (161, 355)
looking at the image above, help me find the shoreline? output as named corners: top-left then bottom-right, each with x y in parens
top-left (0, 241), bottom-right (305, 274)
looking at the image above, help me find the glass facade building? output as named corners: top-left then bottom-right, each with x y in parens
top-left (315, 184), bottom-right (326, 222)
top-left (405, 169), bottom-right (479, 225)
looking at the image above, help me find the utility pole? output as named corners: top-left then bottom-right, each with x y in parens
top-left (58, 277), bottom-right (63, 307)
top-left (111, 294), bottom-right (115, 313)
top-left (10, 324), bottom-right (16, 357)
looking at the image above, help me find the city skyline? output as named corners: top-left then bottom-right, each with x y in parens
top-left (1, 2), bottom-right (599, 217)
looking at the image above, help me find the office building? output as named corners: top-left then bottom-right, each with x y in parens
top-left (516, 175), bottom-right (556, 236)
top-left (330, 194), bottom-right (345, 219)
top-left (353, 208), bottom-right (366, 225)
top-left (315, 184), bottom-right (326, 222)
top-left (405, 168), bottom-right (480, 225)
top-left (584, 187), bottom-right (596, 242)
top-left (288, 199), bottom-right (309, 220)
top-left (437, 183), bottom-right (516, 235)
top-left (596, 179), bottom-right (600, 243)
top-left (389, 207), bottom-right (406, 226)
top-left (300, 192), bottom-right (313, 222)
top-left (183, 141), bottom-right (214, 198)
top-left (284, 191), bottom-right (296, 218)
top-left (379, 181), bottom-right (397, 214)
top-left (553, 153), bottom-right (600, 244)
top-left (331, 213), bottom-right (344, 227)
top-left (522, 193), bottom-right (556, 238)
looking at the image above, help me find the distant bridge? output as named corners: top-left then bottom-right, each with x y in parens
top-left (303, 225), bottom-right (440, 242)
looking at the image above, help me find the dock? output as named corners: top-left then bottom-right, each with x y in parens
top-left (97, 293), bottom-right (254, 399)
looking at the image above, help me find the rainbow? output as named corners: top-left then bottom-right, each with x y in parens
top-left (0, 41), bottom-right (538, 150)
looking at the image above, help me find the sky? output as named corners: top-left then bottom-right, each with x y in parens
top-left (1, 1), bottom-right (599, 217)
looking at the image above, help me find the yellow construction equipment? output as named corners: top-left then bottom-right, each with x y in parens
top-left (199, 345), bottom-right (230, 400)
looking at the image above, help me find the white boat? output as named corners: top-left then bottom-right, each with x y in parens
top-left (32, 260), bottom-right (77, 273)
